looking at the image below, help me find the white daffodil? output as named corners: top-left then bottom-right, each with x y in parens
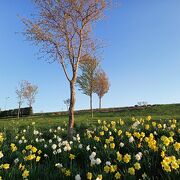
top-left (52, 144), bottom-right (57, 150)
top-left (119, 142), bottom-right (124, 147)
top-left (0, 151), bottom-right (4, 159)
top-left (55, 163), bottom-right (63, 168)
top-left (86, 145), bottom-right (90, 151)
top-left (75, 174), bottom-right (81, 180)
top-left (129, 136), bottom-right (134, 143)
top-left (96, 158), bottom-right (101, 165)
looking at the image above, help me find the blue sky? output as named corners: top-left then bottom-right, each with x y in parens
top-left (0, 0), bottom-right (180, 112)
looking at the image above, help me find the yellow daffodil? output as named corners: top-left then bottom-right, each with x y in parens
top-left (116, 151), bottom-right (122, 161)
top-left (99, 131), bottom-right (104, 136)
top-left (10, 143), bottom-right (17, 152)
top-left (87, 172), bottom-right (92, 180)
top-left (161, 151), bottom-right (165, 158)
top-left (169, 131), bottom-right (174, 137)
top-left (141, 132), bottom-right (145, 137)
top-left (163, 164), bottom-right (171, 172)
top-left (170, 124), bottom-right (176, 129)
top-left (97, 174), bottom-right (102, 180)
top-left (105, 139), bottom-right (110, 144)
top-left (171, 162), bottom-right (179, 170)
top-left (158, 124), bottom-right (162, 129)
top-left (38, 150), bottom-right (42, 154)
top-left (19, 163), bottom-right (25, 171)
top-left (31, 146), bottom-right (37, 153)
top-left (146, 116), bottom-right (151, 121)
top-left (0, 133), bottom-right (4, 143)
top-left (2, 164), bottom-right (10, 170)
top-left (123, 154), bottom-right (131, 163)
top-left (22, 169), bottom-right (29, 179)
top-left (36, 156), bottom-right (41, 162)
top-left (152, 122), bottom-right (156, 127)
top-left (114, 172), bottom-right (121, 179)
top-left (173, 142), bottom-right (180, 151)
top-left (22, 150), bottom-right (26, 154)
top-left (133, 132), bottom-right (141, 139)
top-left (110, 143), bottom-right (115, 149)
top-left (98, 120), bottom-right (101, 124)
top-left (104, 126), bottom-right (108, 131)
top-left (69, 154), bottom-right (75, 160)
top-left (25, 154), bottom-right (36, 161)
top-left (145, 124), bottom-right (150, 130)
top-left (104, 165), bottom-right (110, 173)
top-left (26, 145), bottom-right (32, 150)
top-left (94, 136), bottom-right (100, 142)
top-left (128, 167), bottom-right (135, 175)
top-left (134, 162), bottom-right (141, 170)
top-left (118, 130), bottom-right (122, 136)
top-left (65, 170), bottom-right (71, 176)
top-left (125, 132), bottom-right (131, 138)
top-left (119, 119), bottom-right (124, 125)
top-left (109, 136), bottom-right (114, 142)
top-left (110, 165), bottom-right (117, 173)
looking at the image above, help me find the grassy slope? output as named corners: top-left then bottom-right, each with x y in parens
top-left (0, 103), bottom-right (180, 130)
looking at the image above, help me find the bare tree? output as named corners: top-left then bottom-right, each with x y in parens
top-left (22, 0), bottom-right (109, 138)
top-left (16, 81), bottom-right (25, 119)
top-left (63, 98), bottom-right (70, 111)
top-left (77, 55), bottom-right (99, 118)
top-left (94, 70), bottom-right (110, 109)
top-left (23, 81), bottom-right (38, 114)
top-left (137, 101), bottom-right (148, 106)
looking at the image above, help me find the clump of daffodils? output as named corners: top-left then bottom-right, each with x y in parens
top-left (89, 152), bottom-right (101, 165)
top-left (161, 156), bottom-right (179, 172)
top-left (0, 117), bottom-right (179, 179)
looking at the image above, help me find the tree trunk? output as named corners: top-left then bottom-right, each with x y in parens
top-left (90, 94), bottom-right (93, 118)
top-left (29, 105), bottom-right (33, 116)
top-left (17, 103), bottom-right (20, 119)
top-left (68, 81), bottom-right (76, 139)
top-left (99, 97), bottom-right (102, 109)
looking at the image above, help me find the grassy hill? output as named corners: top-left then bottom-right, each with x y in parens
top-left (33, 103), bottom-right (180, 117)
top-left (0, 103), bottom-right (180, 130)
top-left (1, 104), bottom-right (179, 179)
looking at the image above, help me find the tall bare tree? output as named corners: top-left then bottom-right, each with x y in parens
top-left (16, 81), bottom-right (26, 119)
top-left (94, 70), bottom-right (110, 109)
top-left (77, 55), bottom-right (99, 118)
top-left (22, 0), bottom-right (109, 137)
top-left (23, 81), bottom-right (38, 114)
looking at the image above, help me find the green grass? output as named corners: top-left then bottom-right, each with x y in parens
top-left (1, 103), bottom-right (180, 130)
top-left (0, 104), bottom-right (179, 179)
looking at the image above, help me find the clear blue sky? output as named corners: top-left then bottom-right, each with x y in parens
top-left (0, 0), bottom-right (180, 112)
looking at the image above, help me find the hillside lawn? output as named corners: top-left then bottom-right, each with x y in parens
top-left (0, 103), bottom-right (180, 130)
top-left (0, 104), bottom-right (179, 179)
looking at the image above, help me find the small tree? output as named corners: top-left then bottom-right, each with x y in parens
top-left (23, 81), bottom-right (38, 114)
top-left (16, 81), bottom-right (25, 119)
top-left (94, 70), bottom-right (110, 109)
top-left (137, 101), bottom-right (148, 106)
top-left (22, 0), bottom-right (109, 138)
top-left (64, 98), bottom-right (70, 111)
top-left (77, 55), bottom-right (99, 118)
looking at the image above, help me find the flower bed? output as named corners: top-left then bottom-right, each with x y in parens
top-left (0, 116), bottom-right (179, 179)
